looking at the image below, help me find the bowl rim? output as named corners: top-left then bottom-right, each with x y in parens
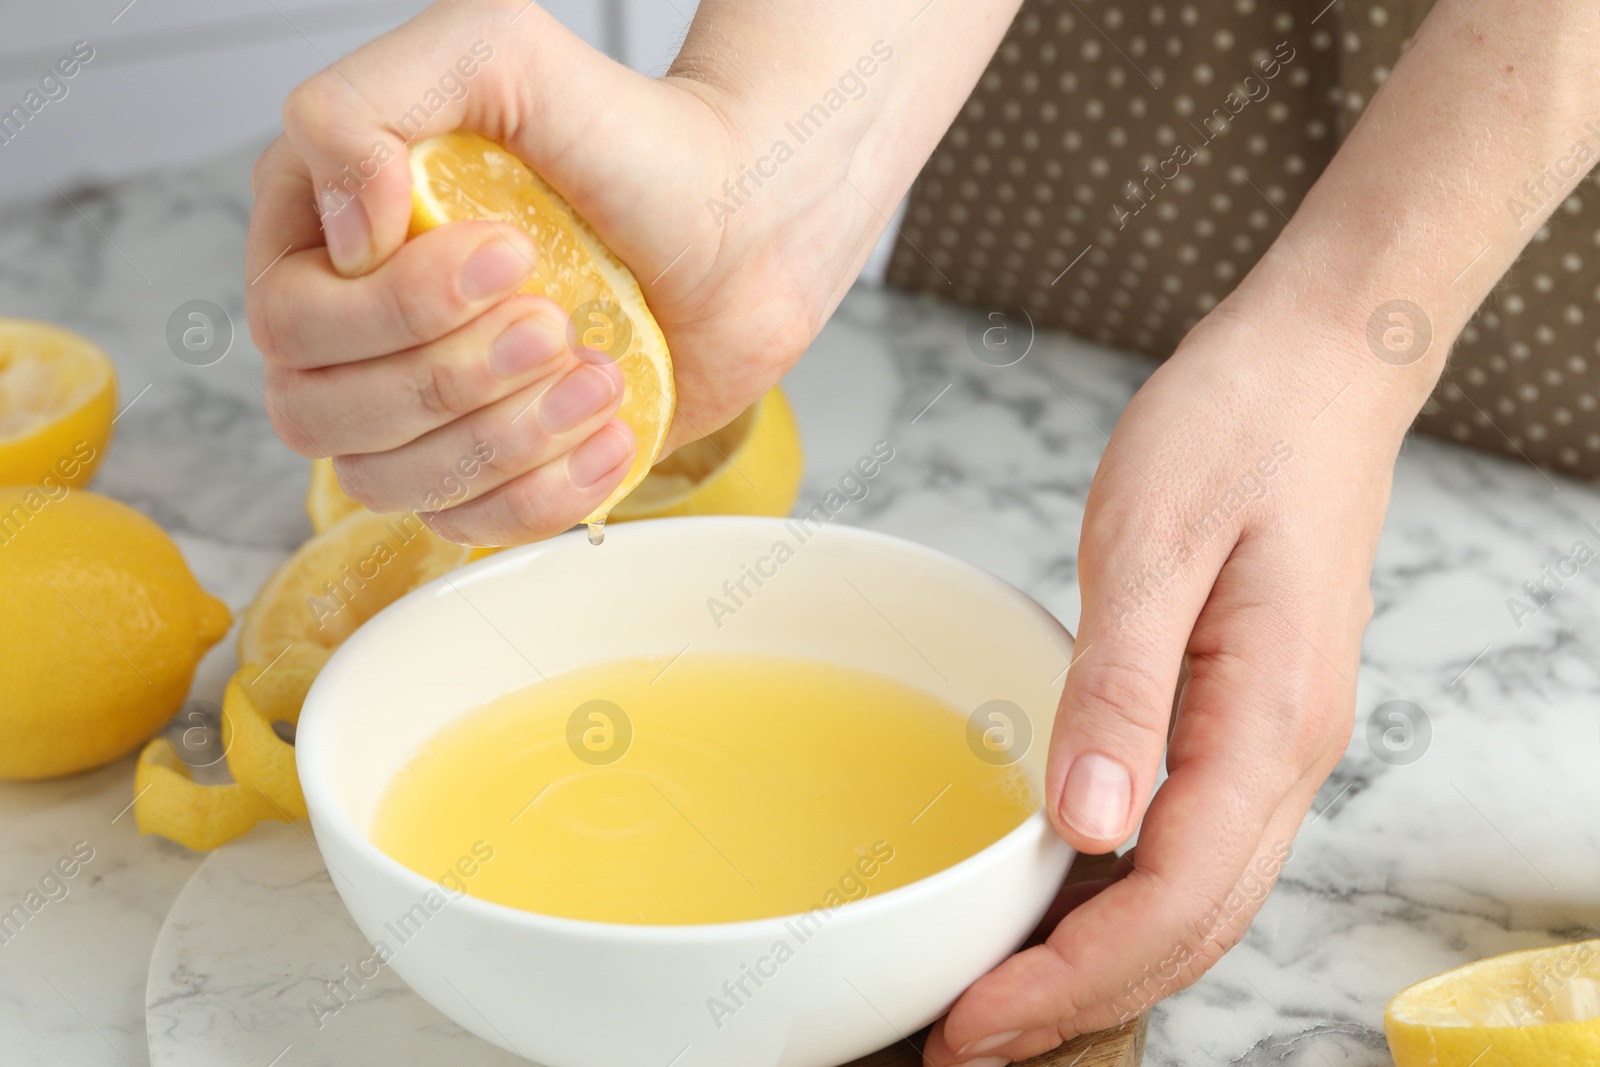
top-left (297, 516), bottom-right (1075, 944)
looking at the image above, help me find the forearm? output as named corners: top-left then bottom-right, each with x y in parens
top-left (669, 0), bottom-right (1023, 247)
top-left (1236, 0), bottom-right (1600, 434)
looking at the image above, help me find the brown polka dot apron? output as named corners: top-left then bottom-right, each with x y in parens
top-left (887, 0), bottom-right (1600, 478)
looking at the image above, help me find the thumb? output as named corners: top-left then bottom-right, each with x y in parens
top-left (281, 14), bottom-right (462, 276)
top-left (278, 3), bottom-right (621, 275)
top-left (1046, 512), bottom-right (1217, 852)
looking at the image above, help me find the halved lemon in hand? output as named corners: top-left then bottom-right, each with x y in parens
top-left (0, 318), bottom-right (115, 488)
top-left (408, 131), bottom-right (675, 527)
top-left (1385, 940), bottom-right (1600, 1066)
top-left (239, 508), bottom-right (474, 677)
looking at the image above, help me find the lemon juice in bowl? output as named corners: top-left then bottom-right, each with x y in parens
top-left (295, 518), bottom-right (1075, 1067)
top-left (370, 653), bottom-right (1037, 925)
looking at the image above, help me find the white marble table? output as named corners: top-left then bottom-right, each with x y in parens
top-left (2, 142), bottom-right (1598, 1066)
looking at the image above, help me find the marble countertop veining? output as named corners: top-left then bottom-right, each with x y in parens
top-left (2, 142), bottom-right (1599, 1067)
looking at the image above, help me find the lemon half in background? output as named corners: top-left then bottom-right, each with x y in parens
top-left (0, 318), bottom-right (115, 489)
top-left (1386, 940), bottom-right (1600, 1066)
top-left (306, 388), bottom-right (803, 534)
top-left (408, 131), bottom-right (675, 528)
top-left (610, 388), bottom-right (802, 520)
top-left (136, 510), bottom-right (473, 850)
top-left (238, 508), bottom-right (475, 679)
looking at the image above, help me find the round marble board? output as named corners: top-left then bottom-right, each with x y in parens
top-left (145, 822), bottom-right (1144, 1067)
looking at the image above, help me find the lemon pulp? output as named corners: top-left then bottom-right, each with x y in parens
top-left (371, 654), bottom-right (1036, 925)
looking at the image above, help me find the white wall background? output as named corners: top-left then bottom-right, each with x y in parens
top-left (0, 0), bottom-right (900, 280)
top-left (0, 0), bottom-right (698, 205)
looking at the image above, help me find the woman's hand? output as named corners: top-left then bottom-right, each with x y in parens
top-left (245, 0), bottom-right (1041, 545)
top-left (924, 279), bottom-right (1406, 1063)
top-left (243, 0), bottom-right (867, 544)
top-left (245, 0), bottom-right (1031, 545)
top-left (921, 0), bottom-right (1600, 1057)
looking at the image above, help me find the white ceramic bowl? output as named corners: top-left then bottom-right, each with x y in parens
top-left (297, 517), bottom-right (1075, 1067)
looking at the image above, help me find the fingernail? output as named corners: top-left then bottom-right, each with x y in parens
top-left (954, 1057), bottom-right (1008, 1067)
top-left (460, 236), bottom-right (534, 300)
top-left (1060, 753), bottom-right (1132, 842)
top-left (568, 424), bottom-right (634, 488)
top-left (320, 191), bottom-right (370, 274)
top-left (958, 1031), bottom-right (1022, 1058)
top-left (540, 365), bottom-right (618, 434)
top-left (489, 315), bottom-right (566, 379)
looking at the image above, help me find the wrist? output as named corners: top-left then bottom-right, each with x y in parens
top-left (662, 55), bottom-right (906, 314)
top-left (1229, 222), bottom-right (1456, 426)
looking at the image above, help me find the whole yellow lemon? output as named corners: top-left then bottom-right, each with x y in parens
top-left (0, 487), bottom-right (230, 779)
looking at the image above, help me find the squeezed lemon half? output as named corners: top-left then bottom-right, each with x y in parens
top-left (1385, 940), bottom-right (1600, 1066)
top-left (0, 318), bottom-right (115, 489)
top-left (408, 131), bottom-right (675, 527)
top-left (237, 508), bottom-right (476, 678)
top-left (610, 387), bottom-right (803, 520)
top-left (136, 509), bottom-right (475, 850)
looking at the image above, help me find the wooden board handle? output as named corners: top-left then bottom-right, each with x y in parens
top-left (839, 851), bottom-right (1146, 1067)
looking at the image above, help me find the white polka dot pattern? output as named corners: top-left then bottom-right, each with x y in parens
top-left (887, 0), bottom-right (1600, 478)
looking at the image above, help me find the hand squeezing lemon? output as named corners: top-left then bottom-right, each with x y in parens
top-left (308, 131), bottom-right (801, 533)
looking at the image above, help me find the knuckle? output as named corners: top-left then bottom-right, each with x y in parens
top-left (330, 456), bottom-right (392, 512)
top-left (260, 370), bottom-right (321, 458)
top-left (249, 135), bottom-right (290, 202)
top-left (260, 362), bottom-right (296, 411)
top-left (475, 418), bottom-right (544, 479)
top-left (244, 295), bottom-right (280, 363)
top-left (412, 352), bottom-right (480, 422)
top-left (1259, 651), bottom-right (1356, 772)
top-left (252, 282), bottom-right (317, 368)
top-left (504, 478), bottom-right (571, 541)
top-left (282, 69), bottom-right (357, 144)
top-left (1030, 948), bottom-right (1100, 1021)
top-left (380, 273), bottom-right (455, 349)
top-left (1354, 586), bottom-right (1376, 628)
top-left (1302, 702), bottom-right (1355, 772)
top-left (1070, 659), bottom-right (1171, 742)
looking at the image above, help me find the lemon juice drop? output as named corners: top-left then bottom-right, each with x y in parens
top-left (585, 520), bottom-right (605, 546)
top-left (371, 654), bottom-right (1036, 925)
